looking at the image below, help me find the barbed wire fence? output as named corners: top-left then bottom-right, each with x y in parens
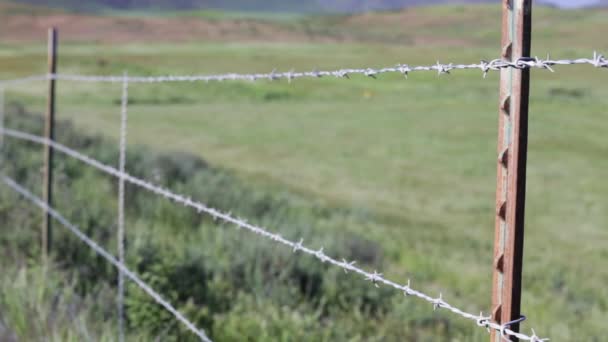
top-left (2, 176), bottom-right (213, 342)
top-left (0, 21), bottom-right (606, 339)
top-left (0, 53), bottom-right (606, 87)
top-left (0, 125), bottom-right (545, 342)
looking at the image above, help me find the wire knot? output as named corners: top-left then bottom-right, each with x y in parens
top-left (536, 56), bottom-right (555, 72)
top-left (592, 51), bottom-right (608, 68)
top-left (435, 62), bottom-right (452, 75)
top-left (396, 64), bottom-right (411, 78)
top-left (402, 279), bottom-right (412, 296)
top-left (285, 70), bottom-right (295, 83)
top-left (476, 312), bottom-right (491, 332)
top-left (513, 57), bottom-right (534, 69)
top-left (210, 210), bottom-right (219, 221)
top-left (364, 68), bottom-right (378, 78)
top-left (366, 271), bottom-right (383, 287)
top-left (315, 247), bottom-right (327, 262)
top-left (333, 70), bottom-right (350, 79)
top-left (432, 293), bottom-right (445, 311)
top-left (341, 259), bottom-right (356, 273)
top-left (268, 69), bottom-right (279, 81)
top-left (293, 239), bottom-right (304, 253)
top-left (480, 59), bottom-right (503, 77)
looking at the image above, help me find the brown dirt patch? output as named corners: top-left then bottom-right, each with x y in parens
top-left (0, 13), bottom-right (333, 44)
top-left (0, 2), bottom-right (478, 46)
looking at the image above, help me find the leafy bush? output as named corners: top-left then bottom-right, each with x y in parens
top-left (0, 105), bottom-right (476, 341)
top-left (1, 104), bottom-right (405, 340)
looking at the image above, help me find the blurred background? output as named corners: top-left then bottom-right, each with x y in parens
top-left (0, 0), bottom-right (606, 341)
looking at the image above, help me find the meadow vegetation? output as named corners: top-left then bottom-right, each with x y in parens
top-left (0, 3), bottom-right (607, 340)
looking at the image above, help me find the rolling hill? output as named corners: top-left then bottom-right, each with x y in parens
top-left (4, 0), bottom-right (606, 13)
top-left (1, 1), bottom-right (607, 46)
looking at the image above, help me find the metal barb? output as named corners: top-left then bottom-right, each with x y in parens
top-left (316, 247), bottom-right (326, 262)
top-left (365, 68), bottom-right (378, 78)
top-left (286, 70), bottom-right (295, 83)
top-left (268, 69), bottom-right (278, 81)
top-left (293, 238), bottom-right (304, 252)
top-left (433, 293), bottom-right (444, 311)
top-left (403, 279), bottom-right (412, 296)
top-left (397, 64), bottom-right (411, 78)
top-left (592, 51), bottom-right (607, 68)
top-left (530, 329), bottom-right (550, 342)
top-left (476, 312), bottom-right (492, 333)
top-left (341, 259), bottom-right (356, 273)
top-left (480, 60), bottom-right (491, 78)
top-left (366, 271), bottom-right (383, 287)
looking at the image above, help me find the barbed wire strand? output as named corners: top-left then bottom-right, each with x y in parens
top-left (1, 175), bottom-right (213, 342)
top-left (0, 74), bottom-right (48, 86)
top-left (0, 53), bottom-right (605, 86)
top-left (117, 71), bottom-right (128, 342)
top-left (0, 127), bottom-right (548, 342)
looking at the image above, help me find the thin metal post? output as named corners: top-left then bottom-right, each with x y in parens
top-left (117, 71), bottom-right (128, 342)
top-left (42, 28), bottom-right (58, 260)
top-left (491, 0), bottom-right (532, 340)
top-left (0, 86), bottom-right (4, 165)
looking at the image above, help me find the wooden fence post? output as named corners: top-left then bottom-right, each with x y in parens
top-left (42, 27), bottom-right (58, 260)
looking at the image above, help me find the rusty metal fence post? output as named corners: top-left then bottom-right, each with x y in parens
top-left (42, 28), bottom-right (58, 260)
top-left (491, 0), bottom-right (532, 340)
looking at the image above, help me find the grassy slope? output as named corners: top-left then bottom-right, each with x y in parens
top-left (0, 0), bottom-right (323, 13)
top-left (1, 4), bottom-right (607, 340)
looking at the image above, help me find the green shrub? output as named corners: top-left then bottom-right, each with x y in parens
top-left (0, 104), bottom-right (459, 340)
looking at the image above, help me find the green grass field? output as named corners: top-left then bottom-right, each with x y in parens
top-left (1, 4), bottom-right (607, 340)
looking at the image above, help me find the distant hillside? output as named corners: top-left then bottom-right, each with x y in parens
top-left (7, 0), bottom-right (606, 13)
top-left (1, 0), bottom-right (606, 47)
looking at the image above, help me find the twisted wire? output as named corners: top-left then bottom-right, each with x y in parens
top-left (0, 53), bottom-right (605, 85)
top-left (0, 127), bottom-right (548, 341)
top-left (2, 175), bottom-right (213, 342)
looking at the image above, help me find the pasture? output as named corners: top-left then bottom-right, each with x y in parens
top-left (0, 3), bottom-right (607, 340)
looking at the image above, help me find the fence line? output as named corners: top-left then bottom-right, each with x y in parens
top-left (1, 175), bottom-right (213, 342)
top-left (0, 127), bottom-right (547, 342)
top-left (117, 71), bottom-right (129, 342)
top-left (0, 53), bottom-right (605, 86)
